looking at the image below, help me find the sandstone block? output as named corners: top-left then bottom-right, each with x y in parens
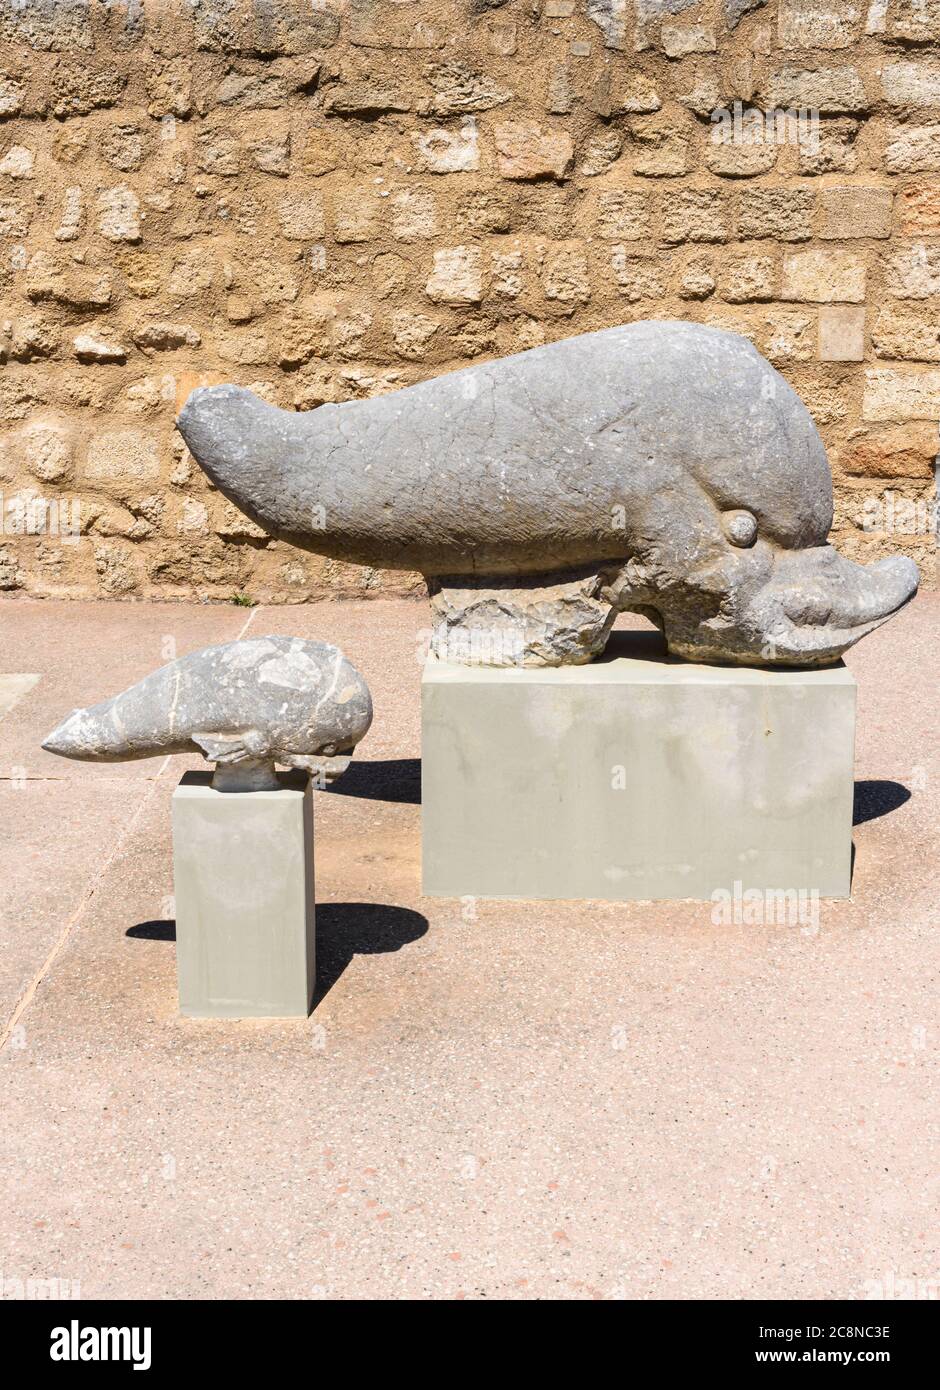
top-left (494, 121), bottom-right (573, 180)
top-left (412, 121), bottom-right (479, 173)
top-left (662, 189), bottom-right (729, 243)
top-left (886, 125), bottom-right (940, 175)
top-left (661, 23), bottom-right (716, 58)
top-left (86, 431), bottom-right (161, 491)
top-left (781, 250), bottom-right (866, 304)
top-left (763, 65), bottom-right (867, 113)
top-left (595, 188), bottom-right (651, 240)
top-left (425, 246), bottom-right (484, 304)
top-left (96, 186), bottom-right (141, 243)
top-left (22, 422), bottom-right (72, 483)
top-left (778, 1), bottom-right (863, 49)
top-left (896, 182), bottom-right (940, 236)
top-left (818, 186), bottom-right (892, 239)
top-left (883, 244), bottom-right (940, 300)
top-left (763, 309), bottom-right (815, 363)
top-left (721, 254), bottom-right (777, 302)
top-left (391, 310), bottom-right (440, 361)
top-left (542, 244), bottom-right (591, 304)
top-left (390, 189), bottom-right (438, 242)
top-left (278, 190), bottom-right (325, 240)
top-left (818, 307), bottom-right (865, 362)
top-left (631, 115), bottom-right (691, 178)
top-left (872, 305), bottom-right (940, 362)
top-left (863, 368), bottom-right (940, 421)
top-left (881, 61), bottom-right (940, 108)
top-left (737, 189), bottom-right (813, 242)
top-left (840, 424), bottom-right (938, 479)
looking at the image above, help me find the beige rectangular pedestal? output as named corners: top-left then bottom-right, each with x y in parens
top-left (422, 633), bottom-right (857, 902)
top-left (172, 770), bottom-right (315, 1018)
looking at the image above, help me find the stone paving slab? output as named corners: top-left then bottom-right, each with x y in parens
top-left (0, 594), bottom-right (936, 1300)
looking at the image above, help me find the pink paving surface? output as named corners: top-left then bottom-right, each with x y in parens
top-left (0, 594), bottom-right (937, 1299)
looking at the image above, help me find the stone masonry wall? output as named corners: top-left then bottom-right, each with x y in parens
top-left (0, 0), bottom-right (937, 602)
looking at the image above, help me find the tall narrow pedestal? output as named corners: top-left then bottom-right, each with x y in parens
top-left (422, 634), bottom-right (857, 903)
top-left (172, 770), bottom-right (315, 1018)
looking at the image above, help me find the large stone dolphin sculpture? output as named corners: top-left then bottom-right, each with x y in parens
top-left (177, 322), bottom-right (919, 667)
top-left (42, 636), bottom-right (373, 790)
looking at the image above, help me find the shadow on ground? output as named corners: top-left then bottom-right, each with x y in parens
top-left (326, 757), bottom-right (421, 804)
top-left (313, 902), bottom-right (428, 1004)
top-left (127, 902), bottom-right (429, 1007)
top-left (853, 780), bottom-right (911, 826)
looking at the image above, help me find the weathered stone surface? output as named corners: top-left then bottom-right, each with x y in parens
top-left (872, 305), bottom-right (940, 362)
top-left (883, 0), bottom-right (940, 43)
top-left (50, 59), bottom-right (125, 117)
top-left (191, 0), bottom-right (340, 56)
top-left (781, 250), bottom-right (866, 303)
top-left (705, 126), bottom-right (777, 178)
top-left (881, 62), bottom-right (940, 108)
top-left (896, 182), bottom-right (940, 236)
top-left (428, 61), bottom-right (511, 115)
top-left (73, 331), bottom-right (126, 363)
top-left (839, 424), bottom-right (938, 479)
top-left (0, 0), bottom-right (930, 605)
top-left (324, 82), bottom-right (411, 117)
top-left (178, 323), bottom-right (918, 668)
top-left (630, 114), bottom-right (691, 177)
top-left (661, 22), bottom-right (716, 58)
top-left (818, 306), bottom-right (866, 362)
top-left (43, 636), bottom-right (373, 791)
top-left (85, 430), bottom-right (160, 494)
top-left (763, 65), bottom-right (868, 113)
top-left (425, 245), bottom-right (483, 303)
top-left (797, 120), bottom-right (859, 176)
top-left (886, 124), bottom-right (940, 175)
top-left (412, 121), bottom-right (479, 173)
top-left (596, 188), bottom-right (651, 239)
top-left (818, 187), bottom-right (892, 240)
top-left (721, 254), bottom-right (778, 303)
top-left (586, 0), bottom-right (630, 49)
top-left (883, 244), bottom-right (940, 299)
top-left (277, 189), bottom-right (325, 240)
top-left (662, 189), bottom-right (728, 243)
top-left (737, 189), bottom-right (814, 242)
top-left (864, 368), bottom-right (940, 421)
top-left (96, 186), bottom-right (141, 243)
top-left (25, 253), bottom-right (111, 310)
top-left (778, 1), bottom-right (863, 49)
top-left (429, 573), bottom-right (616, 667)
top-left (725, 0), bottom-right (768, 27)
top-left (494, 122), bottom-right (573, 180)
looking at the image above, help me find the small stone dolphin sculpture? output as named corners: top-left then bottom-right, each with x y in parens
top-left (177, 321), bottom-right (919, 668)
top-left (42, 636), bottom-right (373, 790)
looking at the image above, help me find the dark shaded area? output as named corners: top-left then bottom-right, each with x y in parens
top-left (853, 779), bottom-right (911, 826)
top-left (601, 628), bottom-right (670, 663)
top-left (127, 920), bottom-right (175, 940)
top-left (326, 757), bottom-right (421, 805)
top-left (314, 901), bottom-right (428, 1005)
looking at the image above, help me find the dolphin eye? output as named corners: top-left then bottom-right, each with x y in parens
top-left (722, 509), bottom-right (758, 548)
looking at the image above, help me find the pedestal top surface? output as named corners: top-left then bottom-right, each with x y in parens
top-left (424, 631), bottom-right (855, 688)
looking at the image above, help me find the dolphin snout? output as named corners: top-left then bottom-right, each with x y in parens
top-left (755, 546), bottom-right (919, 663)
top-left (42, 707), bottom-right (113, 760)
top-left (42, 709), bottom-right (85, 756)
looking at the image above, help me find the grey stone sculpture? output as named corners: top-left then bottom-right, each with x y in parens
top-left (42, 636), bottom-right (373, 790)
top-left (177, 321), bottom-right (919, 668)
